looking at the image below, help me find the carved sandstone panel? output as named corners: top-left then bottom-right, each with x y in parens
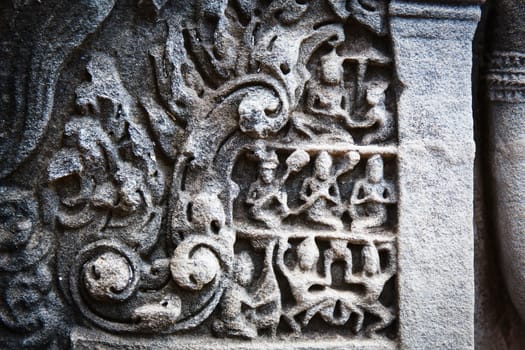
top-left (0, 0), bottom-right (480, 349)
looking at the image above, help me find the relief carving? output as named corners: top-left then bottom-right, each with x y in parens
top-left (1, 0), bottom-right (400, 347)
top-left (0, 188), bottom-right (65, 348)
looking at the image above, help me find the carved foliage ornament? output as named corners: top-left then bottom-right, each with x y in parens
top-left (0, 0), bottom-right (398, 347)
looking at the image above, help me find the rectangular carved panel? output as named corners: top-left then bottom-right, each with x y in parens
top-left (0, 0), bottom-right (480, 349)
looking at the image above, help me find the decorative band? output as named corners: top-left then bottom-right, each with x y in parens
top-left (486, 51), bottom-right (525, 102)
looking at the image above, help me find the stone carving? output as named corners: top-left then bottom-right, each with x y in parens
top-left (233, 146), bottom-right (397, 338)
top-left (245, 144), bottom-right (299, 228)
top-left (350, 155), bottom-right (396, 230)
top-left (0, 187), bottom-right (65, 348)
top-left (304, 50), bottom-right (394, 145)
top-left (47, 53), bottom-right (164, 252)
top-left (0, 0), bottom-right (487, 349)
top-left (276, 232), bottom-right (396, 334)
top-left (485, 50), bottom-right (525, 325)
top-left (475, 1), bottom-right (525, 347)
top-left (61, 0), bottom-right (396, 340)
top-left (0, 0), bottom-right (430, 347)
top-left (486, 51), bottom-right (525, 102)
top-left (0, 0), bottom-right (117, 178)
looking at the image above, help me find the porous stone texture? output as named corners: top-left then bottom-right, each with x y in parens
top-left (474, 0), bottom-right (525, 349)
top-left (0, 0), bottom-right (482, 349)
top-left (390, 3), bottom-right (479, 347)
top-left (485, 0), bottom-right (525, 325)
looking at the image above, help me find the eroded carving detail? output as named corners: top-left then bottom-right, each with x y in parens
top-left (0, 188), bottom-right (65, 348)
top-left (11, 0), bottom-right (398, 344)
top-left (233, 146), bottom-right (397, 338)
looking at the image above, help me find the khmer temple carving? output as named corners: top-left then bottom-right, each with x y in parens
top-left (0, 0), bottom-right (485, 349)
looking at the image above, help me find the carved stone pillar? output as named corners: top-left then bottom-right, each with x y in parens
top-left (485, 0), bottom-right (525, 323)
top-left (0, 0), bottom-right (481, 349)
top-left (389, 1), bottom-right (480, 348)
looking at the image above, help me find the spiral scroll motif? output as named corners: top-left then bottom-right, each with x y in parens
top-left (69, 240), bottom-right (141, 331)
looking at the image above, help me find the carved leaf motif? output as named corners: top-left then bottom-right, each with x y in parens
top-left (48, 53), bottom-right (165, 252)
top-left (0, 0), bottom-right (117, 179)
top-left (30, 0), bottom-right (400, 341)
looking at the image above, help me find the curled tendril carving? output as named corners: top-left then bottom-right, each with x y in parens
top-left (34, 0), bottom-right (399, 342)
top-left (0, 188), bottom-right (65, 348)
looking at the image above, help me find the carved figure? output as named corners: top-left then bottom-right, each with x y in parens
top-left (246, 149), bottom-right (288, 228)
top-left (277, 237), bottom-right (395, 335)
top-left (361, 82), bottom-right (394, 144)
top-left (299, 152), bottom-right (343, 229)
top-left (246, 145), bottom-right (310, 228)
top-left (278, 236), bottom-right (343, 332)
top-left (349, 155), bottom-right (396, 230)
top-left (299, 151), bottom-right (360, 230)
top-left (306, 50), bottom-right (351, 123)
top-left (323, 239), bottom-right (354, 283)
top-left (214, 241), bottom-right (281, 339)
top-left (304, 49), bottom-right (394, 145)
top-left (213, 251), bottom-right (257, 338)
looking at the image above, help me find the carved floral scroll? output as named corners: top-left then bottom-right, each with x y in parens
top-left (0, 0), bottom-right (403, 347)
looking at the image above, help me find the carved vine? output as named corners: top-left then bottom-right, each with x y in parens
top-left (3, 0), bottom-right (398, 346)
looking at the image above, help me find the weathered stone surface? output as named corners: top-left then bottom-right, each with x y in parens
top-left (474, 1), bottom-right (525, 349)
top-left (390, 3), bottom-right (479, 348)
top-left (0, 0), bottom-right (481, 349)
